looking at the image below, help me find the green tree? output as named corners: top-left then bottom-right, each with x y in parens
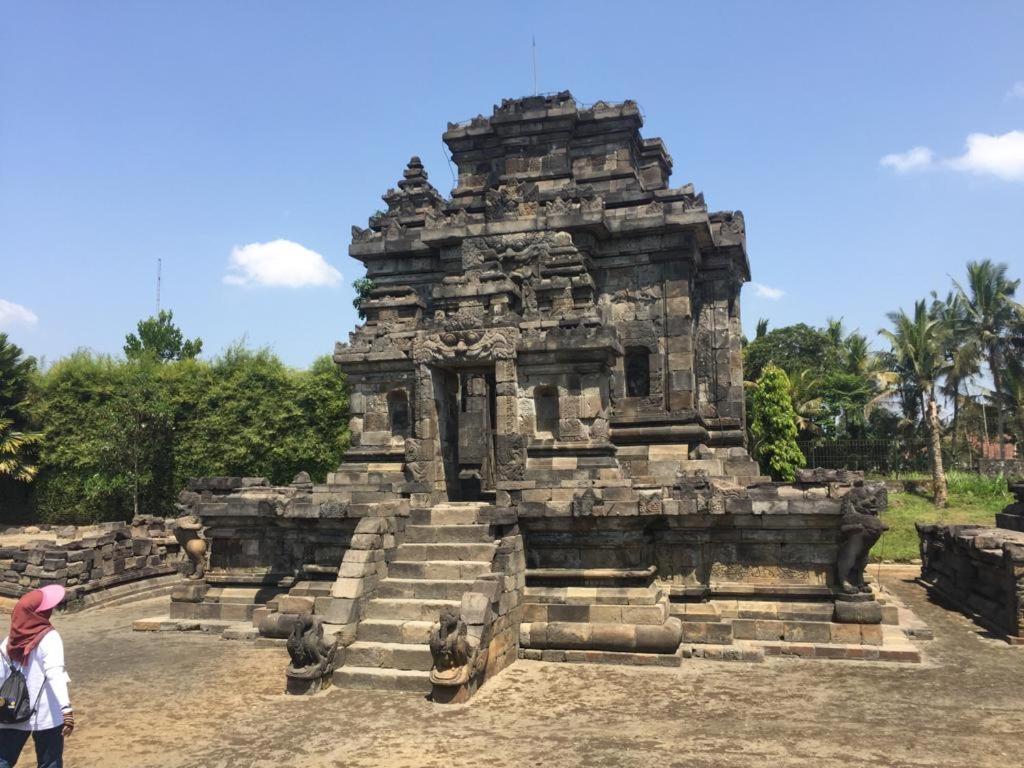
top-left (750, 364), bottom-right (806, 481)
top-left (124, 310), bottom-right (203, 362)
top-left (953, 260), bottom-right (1021, 459)
top-left (743, 323), bottom-right (839, 383)
top-left (352, 278), bottom-right (376, 321)
top-left (880, 300), bottom-right (949, 506)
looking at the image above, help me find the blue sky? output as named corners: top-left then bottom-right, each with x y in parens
top-left (2, 2), bottom-right (1022, 367)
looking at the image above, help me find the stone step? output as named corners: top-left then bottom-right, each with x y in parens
top-left (332, 666), bottom-right (432, 692)
top-left (357, 619), bottom-right (434, 644)
top-left (669, 603), bottom-right (722, 622)
top-left (412, 504), bottom-right (489, 525)
top-left (364, 597), bottom-right (459, 622)
top-left (523, 601), bottom-right (668, 625)
top-left (403, 524), bottom-right (493, 544)
top-left (394, 542), bottom-right (495, 562)
top-left (345, 641), bottom-right (434, 671)
top-left (680, 620), bottom-right (735, 645)
top-left (376, 578), bottom-right (478, 600)
top-left (683, 642), bottom-right (764, 662)
top-left (388, 560), bottom-right (493, 580)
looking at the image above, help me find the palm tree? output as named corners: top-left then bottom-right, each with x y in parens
top-left (930, 290), bottom-right (981, 464)
top-left (0, 418), bottom-right (39, 482)
top-left (953, 260), bottom-right (1022, 459)
top-left (880, 300), bottom-right (949, 506)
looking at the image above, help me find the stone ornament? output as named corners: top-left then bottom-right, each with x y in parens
top-left (428, 606), bottom-right (485, 688)
top-left (836, 483), bottom-right (889, 596)
top-left (285, 615), bottom-right (340, 695)
top-left (173, 514), bottom-right (207, 581)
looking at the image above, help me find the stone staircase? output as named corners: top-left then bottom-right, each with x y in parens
top-left (333, 501), bottom-right (496, 692)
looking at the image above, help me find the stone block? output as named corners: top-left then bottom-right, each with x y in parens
top-left (277, 595), bottom-right (315, 615)
top-left (590, 623), bottom-right (637, 652)
top-left (314, 597), bottom-right (358, 625)
top-left (461, 592), bottom-right (492, 625)
top-left (330, 578), bottom-right (370, 599)
top-left (830, 623), bottom-right (861, 644)
top-left (860, 624), bottom-right (883, 646)
top-left (783, 621), bottom-right (832, 643)
top-left (547, 621), bottom-right (593, 650)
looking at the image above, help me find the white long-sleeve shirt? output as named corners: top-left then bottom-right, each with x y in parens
top-left (0, 631), bottom-right (72, 731)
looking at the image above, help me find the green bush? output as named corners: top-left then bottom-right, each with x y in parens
top-left (27, 347), bottom-right (349, 525)
top-left (750, 363), bottom-right (806, 481)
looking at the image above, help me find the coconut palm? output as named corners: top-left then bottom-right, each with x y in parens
top-left (930, 290), bottom-right (982, 463)
top-left (953, 260), bottom-right (1022, 459)
top-left (880, 300), bottom-right (948, 506)
top-left (0, 418), bottom-right (39, 482)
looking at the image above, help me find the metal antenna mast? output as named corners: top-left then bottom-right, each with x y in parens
top-left (156, 258), bottom-right (162, 314)
top-left (532, 36), bottom-right (538, 95)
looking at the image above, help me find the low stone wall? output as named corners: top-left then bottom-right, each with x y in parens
top-left (0, 516), bottom-right (180, 610)
top-left (979, 458), bottom-right (1024, 478)
top-left (917, 523), bottom-right (1024, 643)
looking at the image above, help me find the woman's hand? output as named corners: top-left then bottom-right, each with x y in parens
top-left (61, 709), bottom-right (75, 737)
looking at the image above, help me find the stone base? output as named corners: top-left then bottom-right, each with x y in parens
top-left (286, 674), bottom-right (331, 695)
top-left (833, 595), bottom-right (883, 624)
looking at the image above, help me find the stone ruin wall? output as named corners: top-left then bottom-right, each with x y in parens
top-left (918, 481), bottom-right (1024, 642)
top-left (0, 517), bottom-right (180, 610)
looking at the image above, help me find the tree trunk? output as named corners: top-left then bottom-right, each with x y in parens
top-left (926, 396), bottom-right (948, 507)
top-left (989, 348), bottom-right (1005, 460)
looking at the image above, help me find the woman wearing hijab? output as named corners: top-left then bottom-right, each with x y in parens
top-left (0, 585), bottom-right (74, 768)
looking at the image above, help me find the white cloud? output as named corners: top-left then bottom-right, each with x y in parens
top-left (1005, 82), bottom-right (1024, 101)
top-left (880, 146), bottom-right (934, 173)
top-left (0, 299), bottom-right (38, 328)
top-left (223, 239), bottom-right (342, 288)
top-left (945, 130), bottom-right (1024, 181)
top-left (750, 283), bottom-right (784, 300)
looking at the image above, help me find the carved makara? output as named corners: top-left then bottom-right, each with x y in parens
top-left (429, 606), bottom-right (484, 687)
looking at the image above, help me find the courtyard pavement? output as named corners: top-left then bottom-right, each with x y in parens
top-left (3, 569), bottom-right (1023, 768)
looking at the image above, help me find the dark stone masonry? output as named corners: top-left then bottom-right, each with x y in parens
top-left (150, 93), bottom-right (925, 698)
top-left (918, 480), bottom-right (1024, 643)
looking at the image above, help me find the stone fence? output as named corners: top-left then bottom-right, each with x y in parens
top-left (979, 458), bottom-right (1024, 479)
top-left (0, 516), bottom-right (181, 610)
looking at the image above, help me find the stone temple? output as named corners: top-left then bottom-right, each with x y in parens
top-left (166, 93), bottom-right (924, 699)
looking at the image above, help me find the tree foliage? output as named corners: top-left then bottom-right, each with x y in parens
top-left (750, 364), bottom-right (806, 481)
top-left (352, 278), bottom-right (375, 321)
top-left (743, 323), bottom-right (838, 383)
top-left (28, 347), bottom-right (349, 525)
top-left (124, 310), bottom-right (203, 362)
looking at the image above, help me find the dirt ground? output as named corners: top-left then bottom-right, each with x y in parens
top-left (4, 570), bottom-right (1023, 768)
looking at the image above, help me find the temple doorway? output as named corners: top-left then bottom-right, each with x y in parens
top-left (434, 366), bottom-right (497, 501)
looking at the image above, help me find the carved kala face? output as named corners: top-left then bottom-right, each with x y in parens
top-left (441, 330), bottom-right (481, 351)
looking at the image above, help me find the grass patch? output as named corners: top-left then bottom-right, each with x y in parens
top-left (871, 472), bottom-right (1013, 562)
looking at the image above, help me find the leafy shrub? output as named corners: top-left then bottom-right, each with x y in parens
top-left (750, 364), bottom-right (806, 481)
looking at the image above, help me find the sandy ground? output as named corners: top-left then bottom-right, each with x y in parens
top-left (2, 570), bottom-right (1023, 768)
